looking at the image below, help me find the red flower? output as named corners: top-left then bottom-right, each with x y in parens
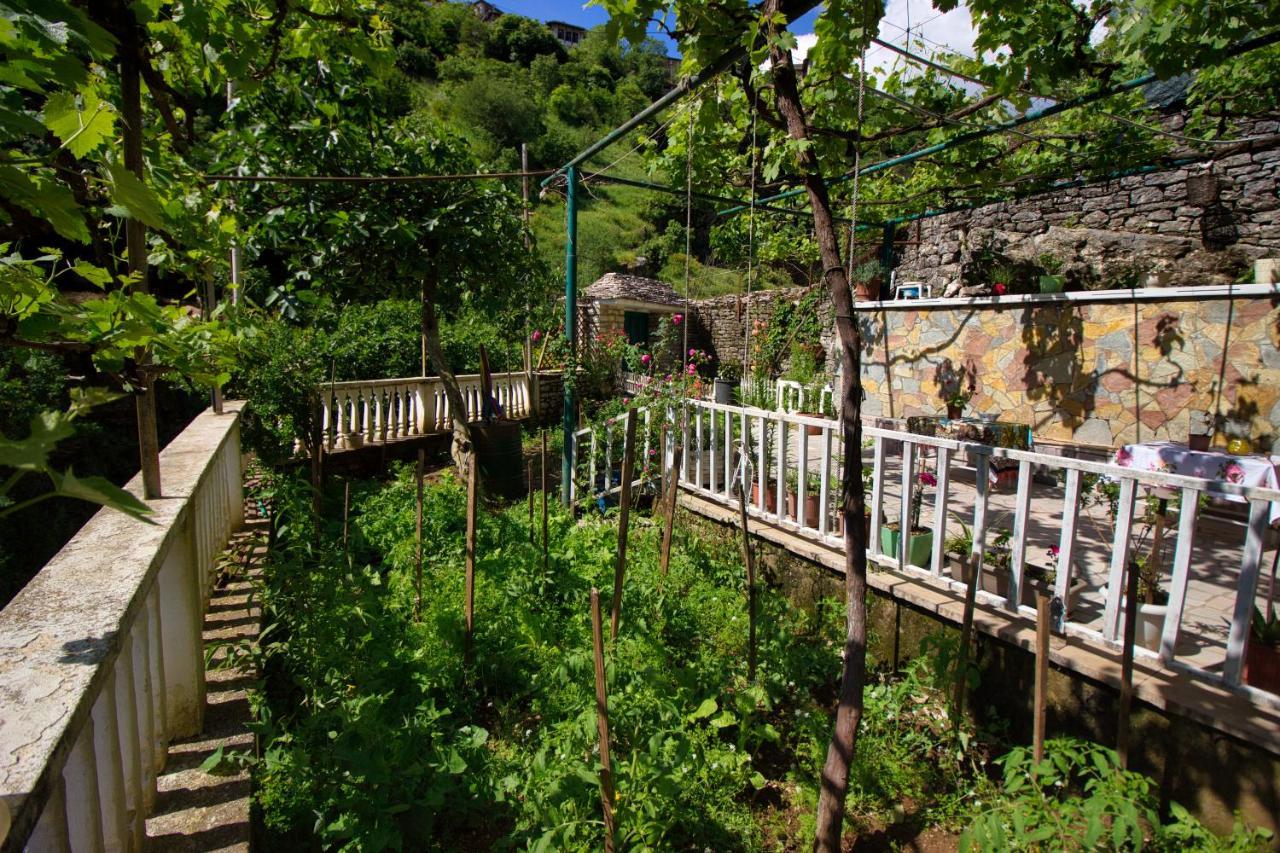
top-left (993, 283), bottom-right (1007, 295)
top-left (918, 471), bottom-right (937, 487)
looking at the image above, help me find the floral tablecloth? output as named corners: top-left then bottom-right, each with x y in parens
top-left (1113, 441), bottom-right (1280, 522)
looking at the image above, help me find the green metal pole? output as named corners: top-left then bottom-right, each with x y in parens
top-left (561, 165), bottom-right (578, 505)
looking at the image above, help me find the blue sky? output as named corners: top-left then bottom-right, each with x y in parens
top-left (490, 1), bottom-right (824, 57)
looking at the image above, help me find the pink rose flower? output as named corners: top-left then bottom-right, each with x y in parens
top-left (640, 353), bottom-right (652, 365)
top-left (672, 314), bottom-right (683, 326)
top-left (687, 363), bottom-right (697, 375)
top-left (918, 471), bottom-right (937, 487)
top-left (531, 330), bottom-right (542, 342)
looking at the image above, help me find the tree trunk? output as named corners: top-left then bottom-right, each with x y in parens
top-left (761, 4), bottom-right (869, 849)
top-left (421, 264), bottom-right (474, 473)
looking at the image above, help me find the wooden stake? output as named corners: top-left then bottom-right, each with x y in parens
top-left (892, 601), bottom-right (902, 673)
top-left (590, 588), bottom-right (617, 852)
top-left (541, 431), bottom-right (549, 572)
top-left (342, 481), bottom-right (350, 554)
top-left (610, 410), bottom-right (638, 640)
top-left (121, 51), bottom-right (161, 499)
top-left (527, 457), bottom-right (535, 544)
top-left (954, 556), bottom-right (978, 722)
top-left (464, 458), bottom-right (478, 662)
top-left (1033, 588), bottom-right (1051, 763)
top-left (735, 482), bottom-right (757, 681)
top-left (659, 441), bottom-right (683, 577)
top-left (1117, 556), bottom-right (1140, 768)
top-left (415, 449), bottom-right (424, 621)
top-left (310, 394), bottom-right (324, 518)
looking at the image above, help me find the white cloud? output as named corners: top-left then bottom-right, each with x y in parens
top-left (792, 1), bottom-right (980, 83)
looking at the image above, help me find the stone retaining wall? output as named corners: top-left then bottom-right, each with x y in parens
top-left (893, 121), bottom-right (1280, 295)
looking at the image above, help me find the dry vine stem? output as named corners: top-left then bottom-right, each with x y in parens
top-left (541, 431), bottom-right (549, 571)
top-left (953, 556), bottom-right (977, 722)
top-left (464, 458), bottom-right (478, 662)
top-left (659, 438), bottom-right (682, 576)
top-left (1117, 556), bottom-right (1141, 768)
top-left (610, 410), bottom-right (638, 640)
top-left (415, 449), bottom-right (424, 621)
top-left (590, 588), bottom-right (617, 851)
top-left (527, 458), bottom-right (534, 543)
top-left (735, 482), bottom-right (757, 680)
top-left (1033, 588), bottom-right (1051, 762)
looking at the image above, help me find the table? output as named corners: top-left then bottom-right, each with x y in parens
top-left (1113, 441), bottom-right (1280, 523)
top-left (906, 416), bottom-right (1032, 486)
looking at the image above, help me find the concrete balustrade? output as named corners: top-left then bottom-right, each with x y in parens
top-left (320, 372), bottom-right (532, 450)
top-left (0, 403), bottom-right (245, 851)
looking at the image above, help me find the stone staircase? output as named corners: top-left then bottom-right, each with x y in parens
top-left (144, 524), bottom-right (266, 852)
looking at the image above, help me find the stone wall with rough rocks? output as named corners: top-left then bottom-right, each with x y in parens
top-left (689, 287), bottom-right (832, 373)
top-left (858, 295), bottom-right (1280, 449)
top-left (892, 122), bottom-right (1280, 296)
top-left (531, 371), bottom-right (563, 427)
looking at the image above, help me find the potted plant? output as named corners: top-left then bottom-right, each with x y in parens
top-left (934, 359), bottom-right (976, 420)
top-left (787, 347), bottom-right (827, 435)
top-left (852, 259), bottom-right (884, 301)
top-left (1021, 546), bottom-right (1089, 614)
top-left (881, 468), bottom-right (936, 568)
top-left (785, 469), bottom-right (823, 528)
top-left (1038, 253), bottom-right (1065, 293)
top-left (714, 363), bottom-right (740, 405)
top-left (1245, 607), bottom-right (1280, 694)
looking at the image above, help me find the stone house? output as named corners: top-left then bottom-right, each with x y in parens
top-left (579, 272), bottom-right (686, 354)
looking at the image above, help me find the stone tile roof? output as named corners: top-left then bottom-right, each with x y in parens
top-left (583, 272), bottom-right (684, 307)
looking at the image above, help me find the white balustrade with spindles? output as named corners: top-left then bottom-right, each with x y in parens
top-left (0, 404), bottom-right (245, 851)
top-left (319, 372), bottom-right (531, 450)
top-left (571, 399), bottom-right (1280, 704)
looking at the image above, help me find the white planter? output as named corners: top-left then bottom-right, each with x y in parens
top-left (1256, 259), bottom-right (1280, 284)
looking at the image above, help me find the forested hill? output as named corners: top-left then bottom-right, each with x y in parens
top-left (381, 1), bottom-right (795, 296)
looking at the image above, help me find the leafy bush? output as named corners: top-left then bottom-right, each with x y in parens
top-left (963, 738), bottom-right (1273, 851)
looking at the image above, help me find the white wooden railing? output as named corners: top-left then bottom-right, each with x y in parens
top-left (775, 378), bottom-right (835, 416)
top-left (571, 399), bottom-right (1280, 701)
top-left (569, 409), bottom-right (656, 505)
top-left (0, 404), bottom-right (245, 851)
top-left (319, 372), bottom-right (530, 450)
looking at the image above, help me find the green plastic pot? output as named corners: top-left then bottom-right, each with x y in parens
top-left (1039, 274), bottom-right (1064, 293)
top-left (880, 526), bottom-right (933, 568)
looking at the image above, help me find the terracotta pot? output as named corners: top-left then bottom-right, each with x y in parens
top-left (785, 491), bottom-right (822, 528)
top-left (1245, 639), bottom-right (1280, 694)
top-left (750, 481), bottom-right (779, 513)
top-left (946, 404), bottom-right (962, 420)
top-left (797, 412), bottom-right (824, 436)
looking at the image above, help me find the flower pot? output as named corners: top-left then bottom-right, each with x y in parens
top-left (786, 491), bottom-right (821, 528)
top-left (342, 431), bottom-right (364, 450)
top-left (1039, 274), bottom-right (1064, 293)
top-left (750, 481), bottom-right (779, 513)
top-left (880, 526), bottom-right (933, 568)
top-left (1114, 602), bottom-right (1167, 652)
top-left (797, 411), bottom-right (824, 436)
top-left (713, 378), bottom-right (735, 404)
top-left (1020, 574), bottom-right (1088, 614)
top-left (1245, 639), bottom-right (1280, 694)
top-left (981, 566), bottom-right (1011, 598)
top-left (946, 404), bottom-right (962, 420)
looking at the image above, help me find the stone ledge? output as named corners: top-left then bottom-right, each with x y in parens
top-left (855, 282), bottom-right (1280, 312)
top-left (0, 403), bottom-right (244, 843)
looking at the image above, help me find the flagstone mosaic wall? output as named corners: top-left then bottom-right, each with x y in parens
top-left (857, 295), bottom-right (1280, 449)
top-left (690, 288), bottom-right (1280, 450)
